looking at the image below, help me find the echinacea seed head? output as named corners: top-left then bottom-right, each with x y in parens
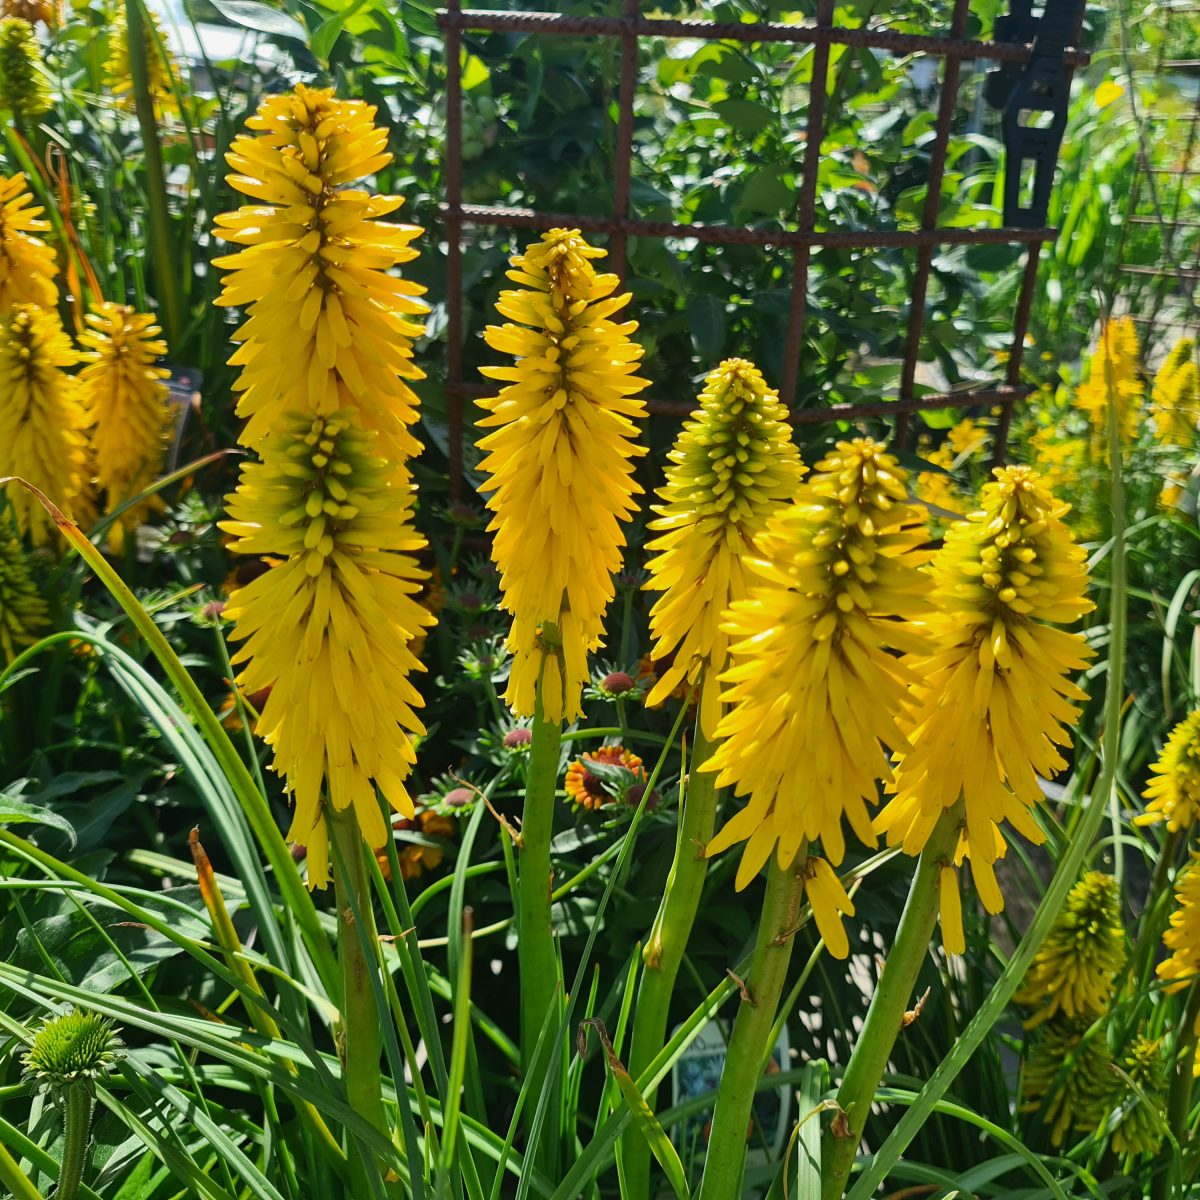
top-left (22, 1010), bottom-right (123, 1093)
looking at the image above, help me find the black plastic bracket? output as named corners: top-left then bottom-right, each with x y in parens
top-left (988, 0), bottom-right (1084, 229)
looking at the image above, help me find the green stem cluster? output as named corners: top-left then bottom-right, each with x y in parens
top-left (697, 855), bottom-right (808, 1200)
top-left (820, 801), bottom-right (964, 1199)
top-left (623, 725), bottom-right (720, 1198)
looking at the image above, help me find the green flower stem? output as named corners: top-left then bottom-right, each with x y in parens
top-left (0, 1140), bottom-right (42, 1200)
top-left (623, 723), bottom-right (720, 1200)
top-left (58, 1086), bottom-right (93, 1200)
top-left (1166, 981), bottom-right (1200, 1153)
top-left (329, 806), bottom-right (390, 1196)
top-left (519, 661), bottom-right (564, 1172)
top-left (125, 0), bottom-right (182, 349)
top-left (820, 801), bottom-right (964, 1200)
top-left (696, 853), bottom-right (808, 1200)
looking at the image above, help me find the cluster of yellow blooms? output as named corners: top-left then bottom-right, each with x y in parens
top-left (0, 171), bottom-right (171, 655)
top-left (215, 85), bottom-right (431, 887)
top-left (0, 15), bottom-right (51, 120)
top-left (1072, 315), bottom-right (1143, 458)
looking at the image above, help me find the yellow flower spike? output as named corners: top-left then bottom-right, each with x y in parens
top-left (476, 228), bottom-right (649, 722)
top-left (939, 865), bottom-right (965, 957)
top-left (1020, 1021), bottom-right (1118, 1147)
top-left (105, 4), bottom-right (177, 115)
top-left (1137, 709), bottom-right (1200, 833)
top-left (913, 438), bottom-right (965, 521)
top-left (0, 531), bottom-right (49, 660)
top-left (643, 358), bottom-right (804, 735)
top-left (221, 410), bottom-right (434, 889)
top-left (78, 302), bottom-right (171, 544)
top-left (0, 304), bottom-right (88, 543)
top-left (1149, 337), bottom-right (1198, 447)
top-left (1110, 1035), bottom-right (1168, 1160)
top-left (703, 439), bottom-right (932, 884)
top-left (1072, 317), bottom-right (1143, 459)
top-left (213, 85), bottom-right (427, 473)
top-left (0, 172), bottom-right (57, 311)
top-left (0, 17), bottom-right (51, 120)
top-left (876, 466), bottom-right (1094, 933)
top-left (1014, 871), bottom-right (1125, 1028)
top-left (803, 856), bottom-right (855, 959)
top-left (1158, 852), bottom-right (1200, 998)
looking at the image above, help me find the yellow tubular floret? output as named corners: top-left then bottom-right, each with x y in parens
top-left (476, 228), bottom-right (649, 722)
top-left (0, 304), bottom-right (88, 543)
top-left (702, 439), bottom-right (932, 909)
top-left (875, 466), bottom-right (1094, 950)
top-left (643, 357), bottom-right (804, 736)
top-left (0, 172), bottom-right (57, 310)
top-left (221, 411), bottom-right (433, 889)
top-left (213, 84), bottom-right (427, 475)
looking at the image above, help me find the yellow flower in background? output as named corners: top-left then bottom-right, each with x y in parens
top-left (0, 172), bottom-right (57, 310)
top-left (221, 410), bottom-right (434, 888)
top-left (1109, 1036), bottom-right (1168, 1159)
top-left (703, 440), bottom-right (932, 901)
top-left (875, 467), bottom-right (1094, 955)
top-left (1137, 709), bottom-right (1200, 833)
top-left (0, 16), bottom-right (51, 120)
top-left (105, 4), bottom-right (177, 114)
top-left (214, 85), bottom-right (427, 471)
top-left (643, 358), bottom-right (804, 736)
top-left (1020, 1021), bottom-right (1117, 1147)
top-left (476, 228), bottom-right (648, 723)
top-left (913, 439), bottom-right (965, 520)
top-left (1094, 79), bottom-right (1126, 110)
top-left (1073, 317), bottom-right (1143, 458)
top-left (0, 304), bottom-right (88, 543)
top-left (0, 531), bottom-right (49, 660)
top-left (1150, 337), bottom-right (1198, 447)
top-left (1015, 871), bottom-right (1125, 1028)
top-left (947, 416), bottom-right (988, 459)
top-left (78, 303), bottom-right (171, 545)
top-left (0, 0), bottom-right (59, 27)
top-left (1158, 852), bottom-right (1200, 1001)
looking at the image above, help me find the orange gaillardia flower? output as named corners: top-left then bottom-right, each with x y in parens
top-left (78, 303), bottom-right (171, 543)
top-left (221, 411), bottom-right (433, 888)
top-left (0, 172), bottom-right (57, 310)
top-left (476, 229), bottom-right (648, 723)
top-left (213, 85), bottom-right (427, 474)
top-left (0, 304), bottom-right (88, 543)
top-left (643, 358), bottom-right (804, 737)
top-left (701, 440), bottom-right (932, 953)
top-left (875, 467), bottom-right (1094, 955)
top-left (564, 744), bottom-right (645, 811)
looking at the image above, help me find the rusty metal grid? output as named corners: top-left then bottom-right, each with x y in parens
top-left (438, 0), bottom-right (1090, 496)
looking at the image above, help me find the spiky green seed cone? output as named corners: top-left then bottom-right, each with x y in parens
top-left (1020, 1019), bottom-right (1118, 1148)
top-left (0, 533), bottom-right (49, 661)
top-left (0, 17), bottom-right (50, 119)
top-left (1110, 1035), bottom-right (1168, 1160)
top-left (21, 1010), bottom-right (123, 1093)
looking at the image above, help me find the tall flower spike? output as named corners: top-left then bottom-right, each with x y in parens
top-left (214, 85), bottom-right (427, 473)
top-left (1158, 852), bottom-right (1200, 1005)
top-left (1137, 709), bottom-right (1200, 833)
top-left (702, 439), bottom-right (932, 904)
top-left (1150, 337), bottom-right (1198, 447)
top-left (221, 411), bottom-right (434, 888)
top-left (105, 4), bottom-right (177, 114)
top-left (875, 467), bottom-right (1095, 953)
top-left (0, 304), bottom-right (88, 543)
top-left (0, 16), bottom-right (51, 120)
top-left (0, 531), bottom-right (49, 660)
top-left (1014, 871), bottom-right (1125, 1028)
top-left (78, 303), bottom-right (171, 544)
top-left (1109, 1036), bottom-right (1168, 1159)
top-left (1020, 1021), bottom-right (1118, 1147)
top-left (1072, 316), bottom-right (1143, 458)
top-left (0, 171), bottom-right (57, 310)
top-left (476, 228), bottom-right (648, 722)
top-left (643, 358), bottom-right (804, 737)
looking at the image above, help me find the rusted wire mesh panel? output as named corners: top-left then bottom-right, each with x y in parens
top-left (438, 0), bottom-right (1090, 497)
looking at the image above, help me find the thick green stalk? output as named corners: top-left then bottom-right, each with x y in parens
top-left (820, 802), bottom-right (963, 1199)
top-left (623, 725), bottom-right (720, 1199)
top-left (125, 0), bottom-right (182, 348)
top-left (0, 1140), bottom-right (42, 1200)
top-left (329, 807), bottom-right (389, 1197)
top-left (1166, 982), bottom-right (1200, 1168)
top-left (57, 1086), bottom-right (92, 1200)
top-left (519, 668), bottom-right (564, 1172)
top-left (696, 854), bottom-right (808, 1200)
